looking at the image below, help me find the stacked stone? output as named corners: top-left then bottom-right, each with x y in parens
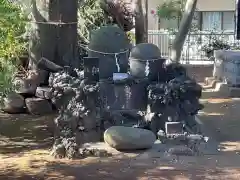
top-left (147, 63), bottom-right (203, 134)
top-left (89, 25), bottom-right (148, 125)
top-left (1, 53), bottom-right (111, 158)
top-left (128, 43), bottom-right (203, 135)
top-left (2, 69), bottom-right (53, 115)
top-left (82, 26), bottom-right (157, 151)
top-left (48, 68), bottom-right (102, 158)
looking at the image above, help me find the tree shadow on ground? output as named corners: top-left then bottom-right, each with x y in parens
top-left (0, 112), bottom-right (56, 154)
top-left (0, 100), bottom-right (240, 179)
top-left (1, 68), bottom-right (240, 179)
top-left (198, 96), bottom-right (240, 156)
top-left (0, 155), bottom-right (240, 180)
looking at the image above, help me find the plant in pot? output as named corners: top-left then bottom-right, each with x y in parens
top-left (201, 39), bottom-right (230, 58)
top-left (201, 31), bottom-right (230, 58)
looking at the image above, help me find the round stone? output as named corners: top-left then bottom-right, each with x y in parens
top-left (1, 93), bottom-right (25, 113)
top-left (25, 98), bottom-right (53, 115)
top-left (104, 126), bottom-right (156, 150)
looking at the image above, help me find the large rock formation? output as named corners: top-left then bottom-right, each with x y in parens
top-left (147, 63), bottom-right (203, 134)
top-left (49, 69), bottom-right (102, 158)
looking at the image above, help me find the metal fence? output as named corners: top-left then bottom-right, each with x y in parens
top-left (144, 30), bottom-right (240, 65)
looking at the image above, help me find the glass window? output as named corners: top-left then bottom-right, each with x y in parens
top-left (202, 12), bottom-right (222, 31)
top-left (222, 11), bottom-right (235, 31)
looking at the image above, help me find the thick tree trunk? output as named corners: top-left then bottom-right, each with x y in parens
top-left (171, 0), bottom-right (198, 63)
top-left (135, 0), bottom-right (148, 44)
top-left (28, 0), bottom-right (79, 75)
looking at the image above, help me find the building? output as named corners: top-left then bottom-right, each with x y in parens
top-left (148, 0), bottom-right (236, 31)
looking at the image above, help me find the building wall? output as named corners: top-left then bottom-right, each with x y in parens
top-left (196, 0), bottom-right (235, 11)
top-left (148, 0), bottom-right (162, 30)
top-left (148, 0), bottom-right (236, 30)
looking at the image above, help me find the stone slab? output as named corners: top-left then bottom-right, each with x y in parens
top-left (228, 87), bottom-right (240, 97)
top-left (205, 77), bottom-right (216, 85)
top-left (204, 77), bottom-right (221, 88)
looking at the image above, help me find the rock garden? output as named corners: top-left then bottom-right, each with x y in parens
top-left (2, 1), bottom-right (240, 179)
top-left (0, 0), bottom-right (210, 160)
top-left (2, 23), bottom-right (207, 159)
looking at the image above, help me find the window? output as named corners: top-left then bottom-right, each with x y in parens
top-left (157, 11), bottom-right (235, 32)
top-left (202, 12), bottom-right (222, 31)
top-left (223, 11), bottom-right (235, 31)
top-left (201, 11), bottom-right (235, 31)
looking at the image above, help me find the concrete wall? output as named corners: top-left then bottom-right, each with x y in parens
top-left (148, 0), bottom-right (236, 30)
top-left (148, 0), bottom-right (161, 30)
top-left (185, 65), bottom-right (213, 82)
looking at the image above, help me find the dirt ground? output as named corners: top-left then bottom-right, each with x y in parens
top-left (1, 87), bottom-right (240, 179)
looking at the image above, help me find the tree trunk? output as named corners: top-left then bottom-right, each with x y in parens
top-left (236, 0), bottom-right (240, 40)
top-left (171, 0), bottom-right (198, 63)
top-left (135, 0), bottom-right (148, 44)
top-left (143, 0), bottom-right (148, 42)
top-left (28, 0), bottom-right (79, 75)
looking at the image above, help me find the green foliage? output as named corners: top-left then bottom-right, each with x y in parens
top-left (78, 0), bottom-right (107, 44)
top-left (201, 39), bottom-right (230, 56)
top-left (0, 0), bottom-right (28, 59)
top-left (201, 31), bottom-right (231, 56)
top-left (0, 0), bottom-right (28, 100)
top-left (127, 31), bottom-right (135, 45)
top-left (157, 0), bottom-right (199, 32)
top-left (0, 60), bottom-right (17, 102)
top-left (157, 0), bottom-right (185, 20)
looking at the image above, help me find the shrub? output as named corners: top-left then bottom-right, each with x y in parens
top-left (200, 31), bottom-right (230, 57)
top-left (78, 0), bottom-right (107, 44)
top-left (0, 0), bottom-right (28, 101)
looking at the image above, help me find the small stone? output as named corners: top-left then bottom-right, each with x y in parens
top-left (14, 77), bottom-right (38, 96)
top-left (35, 86), bottom-right (52, 99)
top-left (104, 126), bottom-right (156, 150)
top-left (25, 98), bottom-right (53, 115)
top-left (1, 92), bottom-right (25, 113)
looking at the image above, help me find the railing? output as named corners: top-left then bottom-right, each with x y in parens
top-left (134, 30), bottom-right (240, 65)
